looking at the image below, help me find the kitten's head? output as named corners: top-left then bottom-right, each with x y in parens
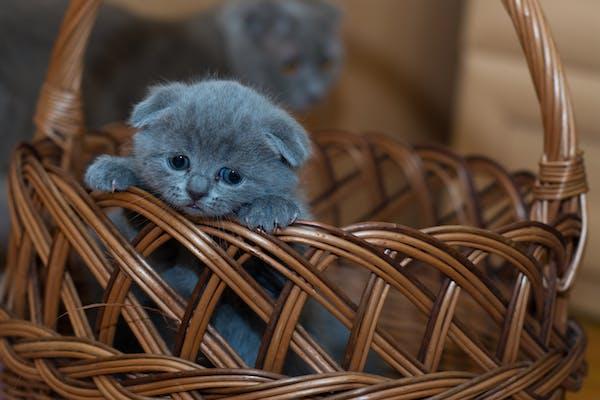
top-left (219, 0), bottom-right (342, 111)
top-left (129, 80), bottom-right (311, 218)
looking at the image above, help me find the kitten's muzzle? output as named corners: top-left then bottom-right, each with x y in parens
top-left (187, 189), bottom-right (207, 202)
top-left (186, 175), bottom-right (210, 202)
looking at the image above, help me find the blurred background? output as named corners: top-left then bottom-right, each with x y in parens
top-left (111, 0), bottom-right (464, 143)
top-left (2, 0), bottom-right (599, 397)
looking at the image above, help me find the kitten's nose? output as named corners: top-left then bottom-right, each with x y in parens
top-left (187, 176), bottom-right (209, 201)
top-left (187, 189), bottom-right (207, 202)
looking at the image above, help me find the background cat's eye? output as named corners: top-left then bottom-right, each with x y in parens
top-left (168, 155), bottom-right (190, 170)
top-left (319, 55), bottom-right (333, 71)
top-left (218, 167), bottom-right (243, 185)
top-left (281, 56), bottom-right (301, 75)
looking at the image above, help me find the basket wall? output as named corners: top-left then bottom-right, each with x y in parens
top-left (0, 128), bottom-right (586, 399)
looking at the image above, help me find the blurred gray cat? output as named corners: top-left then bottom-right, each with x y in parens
top-left (85, 80), bottom-right (310, 365)
top-left (0, 0), bottom-right (341, 168)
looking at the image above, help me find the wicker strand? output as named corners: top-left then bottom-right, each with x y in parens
top-left (534, 154), bottom-right (588, 200)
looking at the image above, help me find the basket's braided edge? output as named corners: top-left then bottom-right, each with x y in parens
top-left (0, 311), bottom-right (586, 399)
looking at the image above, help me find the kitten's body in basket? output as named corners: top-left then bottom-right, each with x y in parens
top-left (85, 80), bottom-right (311, 366)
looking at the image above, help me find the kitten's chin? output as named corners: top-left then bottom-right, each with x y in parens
top-left (180, 203), bottom-right (228, 219)
top-left (181, 204), bottom-right (211, 217)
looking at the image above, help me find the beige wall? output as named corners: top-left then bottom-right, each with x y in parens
top-left (110, 0), bottom-right (463, 143)
top-left (304, 0), bottom-right (463, 143)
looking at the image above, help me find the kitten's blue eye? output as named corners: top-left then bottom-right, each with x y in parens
top-left (217, 167), bottom-right (243, 185)
top-left (168, 155), bottom-right (189, 170)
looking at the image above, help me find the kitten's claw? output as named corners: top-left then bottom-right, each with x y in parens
top-left (236, 196), bottom-right (300, 233)
top-left (84, 155), bottom-right (138, 193)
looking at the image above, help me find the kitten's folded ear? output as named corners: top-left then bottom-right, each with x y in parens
top-left (129, 82), bottom-right (187, 129)
top-left (265, 116), bottom-right (311, 169)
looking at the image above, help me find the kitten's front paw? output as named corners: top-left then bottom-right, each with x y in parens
top-left (236, 196), bottom-right (300, 233)
top-left (84, 155), bottom-right (138, 192)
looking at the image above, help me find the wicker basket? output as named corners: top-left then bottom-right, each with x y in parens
top-left (0, 0), bottom-right (588, 398)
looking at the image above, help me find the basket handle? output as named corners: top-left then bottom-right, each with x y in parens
top-left (33, 0), bottom-right (101, 166)
top-left (501, 0), bottom-right (587, 292)
top-left (35, 0), bottom-right (586, 288)
top-left (502, 0), bottom-right (587, 200)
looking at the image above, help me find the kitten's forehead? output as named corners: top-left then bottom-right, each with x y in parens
top-left (154, 82), bottom-right (281, 158)
top-left (133, 80), bottom-right (309, 171)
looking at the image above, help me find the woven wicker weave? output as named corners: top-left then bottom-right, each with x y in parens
top-left (0, 0), bottom-right (588, 399)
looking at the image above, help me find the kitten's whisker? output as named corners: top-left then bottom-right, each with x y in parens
top-left (56, 302), bottom-right (179, 325)
top-left (117, 191), bottom-right (173, 218)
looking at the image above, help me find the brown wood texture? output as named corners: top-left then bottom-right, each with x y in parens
top-left (569, 319), bottom-right (600, 400)
top-left (0, 0), bottom-right (589, 398)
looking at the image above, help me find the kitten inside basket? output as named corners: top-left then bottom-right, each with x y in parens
top-left (85, 80), bottom-right (311, 232)
top-left (85, 80), bottom-right (317, 368)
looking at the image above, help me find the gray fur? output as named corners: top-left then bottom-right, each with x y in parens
top-left (237, 195), bottom-right (300, 231)
top-left (85, 80), bottom-right (311, 231)
top-left (85, 0), bottom-right (342, 127)
top-left (219, 0), bottom-right (343, 111)
top-left (84, 155), bottom-right (139, 192)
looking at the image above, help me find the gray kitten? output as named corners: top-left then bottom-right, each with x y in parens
top-left (85, 80), bottom-right (311, 231)
top-left (84, 80), bottom-right (310, 366)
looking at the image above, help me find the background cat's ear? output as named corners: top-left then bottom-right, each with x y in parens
top-left (265, 116), bottom-right (311, 168)
top-left (222, 0), bottom-right (292, 41)
top-left (129, 82), bottom-right (186, 128)
top-left (317, 0), bottom-right (342, 26)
